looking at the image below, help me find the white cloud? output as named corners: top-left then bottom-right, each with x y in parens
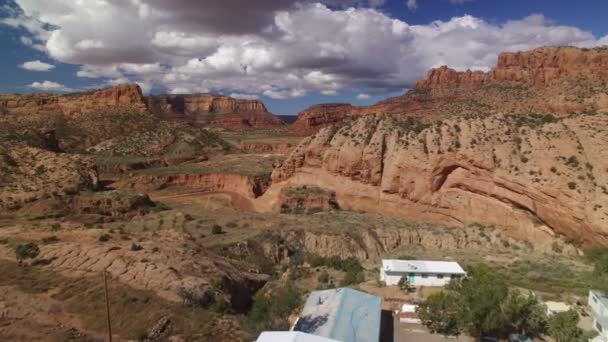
top-left (263, 88), bottom-right (307, 99)
top-left (28, 80), bottom-right (74, 92)
top-left (406, 0), bottom-right (418, 10)
top-left (19, 60), bottom-right (55, 71)
top-left (5, 1), bottom-right (607, 99)
top-left (357, 93), bottom-right (371, 100)
top-left (229, 93), bottom-right (259, 100)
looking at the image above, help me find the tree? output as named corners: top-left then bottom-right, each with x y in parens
top-left (417, 291), bottom-right (462, 336)
top-left (547, 310), bottom-right (582, 342)
top-left (397, 276), bottom-right (410, 291)
top-left (451, 265), bottom-right (509, 338)
top-left (502, 291), bottom-right (547, 337)
top-left (15, 242), bottom-right (40, 266)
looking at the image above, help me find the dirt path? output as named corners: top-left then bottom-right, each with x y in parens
top-left (151, 189), bottom-right (256, 211)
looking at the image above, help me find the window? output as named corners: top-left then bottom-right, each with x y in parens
top-left (451, 274), bottom-right (461, 279)
top-left (421, 274), bottom-right (428, 278)
top-left (437, 274), bottom-right (444, 279)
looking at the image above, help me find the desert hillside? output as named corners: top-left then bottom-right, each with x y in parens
top-left (290, 46), bottom-right (608, 134)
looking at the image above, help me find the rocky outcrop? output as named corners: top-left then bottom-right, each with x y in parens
top-left (415, 46), bottom-right (608, 89)
top-left (0, 84), bottom-right (147, 117)
top-left (269, 112), bottom-right (608, 246)
top-left (146, 94), bottom-right (285, 130)
top-left (0, 146), bottom-right (99, 211)
top-left (289, 46), bottom-right (608, 133)
top-left (117, 173), bottom-right (271, 198)
top-left (289, 103), bottom-right (356, 134)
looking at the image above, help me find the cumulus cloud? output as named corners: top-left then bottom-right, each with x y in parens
top-left (19, 60), bottom-right (55, 71)
top-left (28, 80), bottom-right (74, 92)
top-left (229, 93), bottom-right (259, 100)
top-left (357, 93), bottom-right (371, 100)
top-left (4, 0), bottom-right (607, 99)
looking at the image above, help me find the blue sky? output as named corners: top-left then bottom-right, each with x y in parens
top-left (1, 0), bottom-right (607, 115)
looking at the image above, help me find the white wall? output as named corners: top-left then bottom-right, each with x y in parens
top-left (380, 270), bottom-right (461, 287)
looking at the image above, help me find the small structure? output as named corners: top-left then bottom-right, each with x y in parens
top-left (292, 287), bottom-right (382, 342)
top-left (380, 259), bottom-right (466, 287)
top-left (256, 331), bottom-right (339, 342)
top-left (589, 289), bottom-right (608, 342)
top-left (399, 304), bottom-right (421, 324)
top-left (544, 301), bottom-right (571, 316)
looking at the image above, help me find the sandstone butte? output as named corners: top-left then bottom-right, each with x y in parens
top-left (289, 46), bottom-right (608, 134)
top-left (0, 84), bottom-right (285, 131)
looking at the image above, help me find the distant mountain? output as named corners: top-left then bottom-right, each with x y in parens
top-left (289, 46), bottom-right (608, 134)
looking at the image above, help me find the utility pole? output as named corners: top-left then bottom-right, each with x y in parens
top-left (103, 269), bottom-right (113, 342)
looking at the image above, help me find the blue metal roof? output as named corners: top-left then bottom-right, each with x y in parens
top-left (293, 288), bottom-right (382, 342)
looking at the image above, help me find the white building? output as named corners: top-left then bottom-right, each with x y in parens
top-left (380, 259), bottom-right (466, 287)
top-left (589, 289), bottom-right (608, 342)
top-left (256, 332), bottom-right (339, 342)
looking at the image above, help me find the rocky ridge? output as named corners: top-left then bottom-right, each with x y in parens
top-left (269, 111), bottom-right (608, 246)
top-left (290, 46), bottom-right (608, 133)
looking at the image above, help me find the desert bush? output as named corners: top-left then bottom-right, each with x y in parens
top-left (15, 242), bottom-right (40, 266)
top-left (211, 224), bottom-right (223, 235)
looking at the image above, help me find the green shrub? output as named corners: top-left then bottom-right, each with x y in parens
top-left (211, 225), bottom-right (223, 235)
top-left (99, 234), bottom-right (111, 242)
top-left (130, 243), bottom-right (143, 251)
top-left (567, 182), bottom-right (577, 190)
top-left (15, 242), bottom-right (40, 265)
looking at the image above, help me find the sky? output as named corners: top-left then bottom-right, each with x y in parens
top-left (1, 0), bottom-right (607, 115)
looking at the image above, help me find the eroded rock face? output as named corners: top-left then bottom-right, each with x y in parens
top-left (146, 94), bottom-right (285, 130)
top-left (415, 46), bottom-right (608, 89)
top-left (270, 112), bottom-right (608, 246)
top-left (70, 191), bottom-right (154, 218)
top-left (289, 46), bottom-right (608, 133)
top-left (0, 84), bottom-right (147, 117)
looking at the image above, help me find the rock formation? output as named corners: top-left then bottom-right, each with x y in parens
top-left (268, 111), bottom-right (608, 246)
top-left (289, 46), bottom-right (608, 133)
top-left (146, 94), bottom-right (285, 130)
top-left (0, 84), bottom-right (147, 117)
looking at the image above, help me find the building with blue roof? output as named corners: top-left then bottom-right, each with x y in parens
top-left (292, 288), bottom-right (382, 342)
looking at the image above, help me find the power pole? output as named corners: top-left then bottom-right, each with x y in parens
top-left (103, 269), bottom-right (113, 342)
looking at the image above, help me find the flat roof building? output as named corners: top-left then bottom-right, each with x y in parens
top-left (293, 287), bottom-right (382, 342)
top-left (256, 331), bottom-right (340, 342)
top-left (380, 259), bottom-right (466, 287)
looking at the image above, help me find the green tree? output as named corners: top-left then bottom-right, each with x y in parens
top-left (417, 291), bottom-right (462, 336)
top-left (502, 291), bottom-right (547, 337)
top-left (397, 276), bottom-right (410, 291)
top-left (15, 242), bottom-right (40, 266)
top-left (451, 265), bottom-right (508, 338)
top-left (547, 310), bottom-right (582, 342)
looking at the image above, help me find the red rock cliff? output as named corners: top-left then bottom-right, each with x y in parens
top-left (415, 46), bottom-right (608, 89)
top-left (146, 94), bottom-right (284, 130)
top-left (290, 46), bottom-right (608, 134)
top-left (0, 84), bottom-right (147, 117)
